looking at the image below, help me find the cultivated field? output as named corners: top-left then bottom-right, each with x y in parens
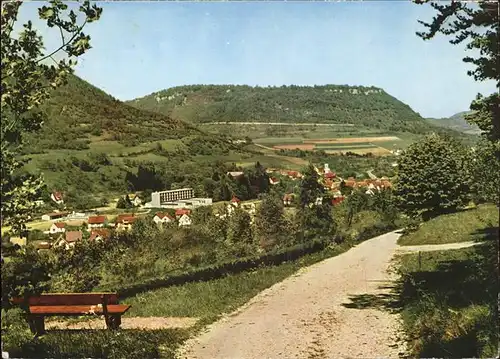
top-left (270, 136), bottom-right (401, 156)
top-left (303, 136), bottom-right (400, 144)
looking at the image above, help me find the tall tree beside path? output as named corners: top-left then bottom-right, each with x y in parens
top-left (395, 134), bottom-right (470, 221)
top-left (1, 0), bottom-right (102, 308)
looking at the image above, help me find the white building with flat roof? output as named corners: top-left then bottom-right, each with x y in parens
top-left (146, 188), bottom-right (212, 209)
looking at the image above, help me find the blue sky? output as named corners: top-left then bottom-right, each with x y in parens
top-left (18, 1), bottom-right (496, 118)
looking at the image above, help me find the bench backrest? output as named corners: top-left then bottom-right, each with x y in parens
top-left (12, 293), bottom-right (119, 306)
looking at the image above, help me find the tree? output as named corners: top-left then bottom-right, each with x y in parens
top-left (1, 1), bottom-right (102, 237)
top-left (255, 192), bottom-right (287, 248)
top-left (394, 133), bottom-right (470, 220)
top-left (191, 206), bottom-right (213, 225)
top-left (227, 208), bottom-right (254, 248)
top-left (1, 0), bottom-right (102, 308)
top-left (415, 1), bottom-right (499, 143)
top-left (2, 246), bottom-right (52, 310)
top-left (344, 189), bottom-right (370, 227)
top-left (467, 139), bottom-right (500, 205)
top-left (369, 188), bottom-right (398, 225)
top-left (116, 195), bottom-right (132, 209)
top-left (299, 164), bottom-right (324, 208)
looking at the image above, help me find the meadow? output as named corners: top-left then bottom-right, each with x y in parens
top-left (395, 204), bottom-right (498, 357)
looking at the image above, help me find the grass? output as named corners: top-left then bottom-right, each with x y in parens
top-left (124, 242), bottom-right (351, 321)
top-left (396, 242), bottom-right (498, 358)
top-left (2, 321), bottom-right (189, 359)
top-left (397, 204), bottom-right (499, 246)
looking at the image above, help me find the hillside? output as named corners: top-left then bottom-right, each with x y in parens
top-left (426, 111), bottom-right (481, 135)
top-left (18, 76), bottom-right (326, 210)
top-left (128, 84), bottom-right (437, 134)
top-left (23, 75), bottom-right (202, 153)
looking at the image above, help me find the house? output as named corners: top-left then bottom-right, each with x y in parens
top-left (381, 180), bottom-right (392, 188)
top-left (269, 177), bottom-right (280, 185)
top-left (324, 172), bottom-right (336, 179)
top-left (286, 171), bottom-right (302, 179)
top-left (331, 196), bottom-right (345, 206)
top-left (89, 229), bottom-right (111, 242)
top-left (36, 241), bottom-right (52, 251)
top-left (115, 214), bottom-right (136, 231)
top-left (178, 213), bottom-right (192, 227)
top-left (283, 194), bottom-right (294, 206)
top-left (227, 171), bottom-right (244, 179)
top-left (230, 196), bottom-right (241, 207)
top-left (175, 208), bottom-right (191, 218)
top-left (55, 231), bottom-right (83, 250)
top-left (87, 215), bottom-right (107, 230)
top-left (343, 179), bottom-right (356, 188)
top-left (153, 212), bottom-right (174, 225)
top-left (127, 194), bottom-right (142, 207)
top-left (49, 222), bottom-right (66, 234)
top-left (41, 211), bottom-right (69, 221)
top-left (50, 191), bottom-right (64, 205)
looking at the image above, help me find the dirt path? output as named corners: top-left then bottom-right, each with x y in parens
top-left (46, 317), bottom-right (198, 330)
top-left (396, 241), bottom-right (484, 253)
top-left (177, 231), bottom-right (407, 359)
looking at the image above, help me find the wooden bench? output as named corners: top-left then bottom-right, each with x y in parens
top-left (12, 293), bottom-right (131, 335)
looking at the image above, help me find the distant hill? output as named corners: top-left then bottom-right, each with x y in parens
top-left (426, 111), bottom-right (481, 135)
top-left (24, 75), bottom-right (202, 153)
top-left (127, 84), bottom-right (439, 134)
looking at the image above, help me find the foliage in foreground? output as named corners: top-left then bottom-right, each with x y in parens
top-left (1, 307), bottom-right (188, 359)
top-left (397, 241), bottom-right (498, 358)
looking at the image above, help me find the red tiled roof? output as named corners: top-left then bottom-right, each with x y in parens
top-left (344, 180), bottom-right (356, 187)
top-left (65, 231), bottom-right (83, 243)
top-left (54, 222), bottom-right (66, 228)
top-left (231, 196), bottom-right (241, 203)
top-left (37, 242), bottom-right (52, 250)
top-left (155, 212), bottom-right (174, 220)
top-left (175, 208), bottom-right (191, 216)
top-left (44, 211), bottom-right (69, 218)
top-left (332, 196), bottom-right (345, 205)
top-left (52, 191), bottom-right (63, 201)
top-left (381, 181), bottom-right (392, 188)
top-left (89, 229), bottom-right (111, 241)
top-left (116, 214), bottom-right (135, 224)
top-left (88, 215), bottom-right (106, 224)
top-left (283, 193), bottom-right (294, 201)
top-left (324, 172), bottom-right (336, 179)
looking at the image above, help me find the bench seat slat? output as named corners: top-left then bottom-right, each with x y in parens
top-left (12, 293), bottom-right (119, 306)
top-left (29, 304), bottom-right (131, 316)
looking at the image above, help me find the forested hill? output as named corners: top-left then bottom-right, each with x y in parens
top-left (24, 75), bottom-right (201, 153)
top-left (128, 84), bottom-right (433, 134)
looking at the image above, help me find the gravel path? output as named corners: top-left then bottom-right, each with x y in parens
top-left (177, 230), bottom-right (407, 359)
top-left (396, 241), bottom-right (484, 252)
top-left (46, 317), bottom-right (198, 330)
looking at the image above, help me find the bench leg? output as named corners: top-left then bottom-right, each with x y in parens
top-left (28, 315), bottom-right (45, 336)
top-left (106, 315), bottom-right (121, 330)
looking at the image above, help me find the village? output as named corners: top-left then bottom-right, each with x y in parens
top-left (15, 164), bottom-right (393, 252)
